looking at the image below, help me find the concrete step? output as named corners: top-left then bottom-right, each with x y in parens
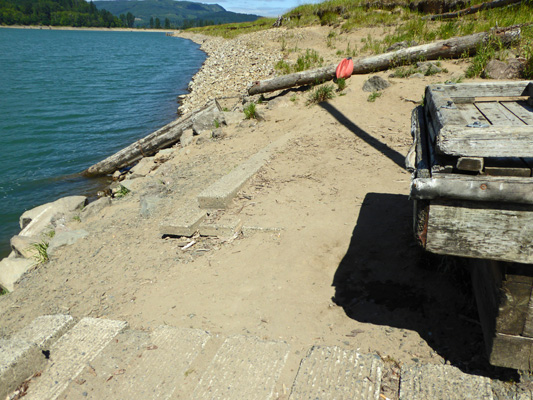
top-left (399, 364), bottom-right (493, 400)
top-left (190, 335), bottom-right (290, 399)
top-left (289, 346), bottom-right (384, 400)
top-left (22, 317), bottom-right (127, 400)
top-left (0, 314), bottom-right (74, 398)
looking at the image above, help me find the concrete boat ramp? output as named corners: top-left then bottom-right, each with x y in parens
top-left (1, 314), bottom-right (527, 400)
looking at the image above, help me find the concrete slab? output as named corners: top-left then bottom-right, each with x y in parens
top-left (197, 132), bottom-right (294, 209)
top-left (289, 346), bottom-right (383, 400)
top-left (192, 335), bottom-right (290, 399)
top-left (198, 216), bottom-right (242, 237)
top-left (160, 205), bottom-right (207, 237)
top-left (108, 326), bottom-right (210, 399)
top-left (0, 315), bottom-right (73, 398)
top-left (399, 364), bottom-right (493, 400)
top-left (24, 317), bottom-right (127, 400)
top-left (10, 235), bottom-right (39, 259)
top-left (0, 257), bottom-right (35, 292)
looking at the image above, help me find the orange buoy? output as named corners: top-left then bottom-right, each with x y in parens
top-left (335, 57), bottom-right (354, 79)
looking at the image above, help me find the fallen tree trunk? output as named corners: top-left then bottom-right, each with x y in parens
top-left (248, 26), bottom-right (520, 96)
top-left (423, 0), bottom-right (523, 20)
top-left (82, 100), bottom-right (220, 177)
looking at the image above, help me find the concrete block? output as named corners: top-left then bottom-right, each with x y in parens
top-left (199, 216), bottom-right (242, 237)
top-left (0, 258), bottom-right (34, 292)
top-left (221, 111), bottom-right (245, 125)
top-left (399, 364), bottom-right (493, 400)
top-left (81, 197), bottom-right (111, 220)
top-left (110, 326), bottom-right (210, 399)
top-left (10, 235), bottom-right (39, 259)
top-left (193, 335), bottom-right (289, 399)
top-left (23, 317), bottom-right (127, 400)
top-left (20, 196), bottom-right (87, 230)
top-left (289, 346), bottom-right (383, 400)
top-left (160, 205), bottom-right (206, 237)
top-left (47, 230), bottom-right (89, 256)
top-left (129, 157), bottom-right (156, 177)
top-left (0, 315), bottom-right (73, 398)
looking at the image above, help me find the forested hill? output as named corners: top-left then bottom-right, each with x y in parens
top-left (94, 0), bottom-right (261, 28)
top-left (0, 0), bottom-right (128, 27)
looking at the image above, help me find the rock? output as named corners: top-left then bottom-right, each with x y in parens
top-left (410, 73), bottom-right (425, 79)
top-left (192, 100), bottom-right (222, 134)
top-left (81, 197), bottom-right (112, 220)
top-left (47, 230), bottom-right (89, 256)
top-left (180, 129), bottom-right (195, 147)
top-left (0, 257), bottom-right (34, 292)
top-left (417, 61), bottom-right (442, 75)
top-left (19, 196), bottom-right (87, 237)
top-left (221, 111), bottom-right (245, 125)
top-left (129, 157), bottom-right (157, 177)
top-left (211, 128), bottom-right (226, 140)
top-left (386, 40), bottom-right (417, 52)
top-left (154, 148), bottom-right (174, 163)
top-left (483, 58), bottom-right (525, 79)
top-left (254, 107), bottom-right (266, 121)
top-left (266, 97), bottom-right (289, 110)
top-left (362, 76), bottom-right (391, 92)
top-left (10, 235), bottom-right (39, 259)
top-left (140, 196), bottom-right (162, 218)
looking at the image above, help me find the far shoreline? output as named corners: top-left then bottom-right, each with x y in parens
top-left (0, 25), bottom-right (180, 33)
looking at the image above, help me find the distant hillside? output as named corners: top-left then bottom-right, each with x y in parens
top-left (93, 0), bottom-right (261, 28)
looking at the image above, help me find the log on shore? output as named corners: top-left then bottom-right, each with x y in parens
top-left (248, 26), bottom-right (520, 96)
top-left (82, 100), bottom-right (220, 177)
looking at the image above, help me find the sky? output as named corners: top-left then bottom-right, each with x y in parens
top-left (188, 0), bottom-right (324, 17)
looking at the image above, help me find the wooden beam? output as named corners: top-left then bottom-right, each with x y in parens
top-left (426, 199), bottom-right (533, 263)
top-left (424, 0), bottom-right (524, 21)
top-left (436, 125), bottom-right (533, 157)
top-left (411, 175), bottom-right (533, 204)
top-left (443, 81), bottom-right (532, 98)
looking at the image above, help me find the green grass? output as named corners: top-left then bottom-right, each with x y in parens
top-left (275, 49), bottom-right (324, 75)
top-left (367, 92), bottom-right (382, 102)
top-left (244, 102), bottom-right (257, 119)
top-left (32, 241), bottom-right (49, 265)
top-left (307, 84), bottom-right (335, 105)
top-left (336, 77), bottom-right (347, 91)
top-left (0, 287), bottom-right (7, 295)
top-left (185, 17), bottom-right (276, 39)
top-left (114, 185), bottom-right (131, 198)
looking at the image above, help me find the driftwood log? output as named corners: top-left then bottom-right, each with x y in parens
top-left (248, 26), bottom-right (520, 96)
top-left (83, 100), bottom-right (219, 177)
top-left (423, 0), bottom-right (523, 20)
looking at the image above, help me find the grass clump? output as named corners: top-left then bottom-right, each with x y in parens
top-left (275, 60), bottom-right (292, 75)
top-left (32, 241), bottom-right (49, 265)
top-left (295, 49), bottom-right (324, 72)
top-left (244, 102), bottom-right (257, 119)
top-left (335, 78), bottom-right (347, 91)
top-left (307, 84), bottom-right (335, 105)
top-left (114, 185), bottom-right (131, 198)
top-left (367, 92), bottom-right (382, 102)
top-left (0, 287), bottom-right (7, 295)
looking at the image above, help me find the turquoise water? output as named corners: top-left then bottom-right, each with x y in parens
top-left (0, 29), bottom-right (205, 258)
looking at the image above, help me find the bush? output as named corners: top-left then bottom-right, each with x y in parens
top-left (307, 84), bottom-right (335, 105)
top-left (336, 78), bottom-right (346, 91)
top-left (244, 102), bottom-right (256, 119)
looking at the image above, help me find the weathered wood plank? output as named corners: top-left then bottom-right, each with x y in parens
top-left (426, 199), bottom-right (533, 263)
top-left (502, 101), bottom-right (533, 125)
top-left (411, 175), bottom-right (533, 204)
top-left (470, 259), bottom-right (502, 357)
top-left (412, 106), bottom-right (431, 178)
top-left (436, 125), bottom-right (533, 157)
top-left (443, 81), bottom-right (532, 98)
top-left (475, 101), bottom-right (526, 126)
top-left (523, 291), bottom-right (533, 338)
top-left (456, 103), bottom-right (490, 125)
top-left (495, 277), bottom-right (532, 336)
top-left (456, 156), bottom-right (483, 172)
top-left (425, 86), bottom-right (468, 139)
top-left (490, 333), bottom-right (533, 370)
top-left (484, 157), bottom-right (531, 177)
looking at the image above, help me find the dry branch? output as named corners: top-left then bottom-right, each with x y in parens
top-left (248, 26), bottom-right (520, 96)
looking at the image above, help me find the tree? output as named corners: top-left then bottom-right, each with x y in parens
top-left (164, 17), bottom-right (170, 29)
top-left (149, 16), bottom-right (154, 28)
top-left (154, 16), bottom-right (160, 29)
top-left (126, 11), bottom-right (134, 28)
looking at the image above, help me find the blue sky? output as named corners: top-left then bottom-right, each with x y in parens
top-left (190, 0), bottom-right (324, 17)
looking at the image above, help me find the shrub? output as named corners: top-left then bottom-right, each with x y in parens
top-left (307, 84), bottom-right (335, 105)
top-left (244, 102), bottom-right (257, 119)
top-left (336, 78), bottom-right (346, 91)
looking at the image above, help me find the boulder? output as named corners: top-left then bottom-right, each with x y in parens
top-left (19, 196), bottom-right (87, 237)
top-left (180, 129), bottom-right (195, 147)
top-left (362, 76), bottom-right (391, 92)
top-left (81, 197), bottom-right (112, 220)
top-left (191, 100), bottom-right (222, 134)
top-left (47, 229), bottom-right (89, 256)
top-left (0, 257), bottom-right (34, 292)
top-left (483, 58), bottom-right (525, 80)
top-left (10, 235), bottom-right (39, 259)
top-left (140, 196), bottom-right (162, 218)
top-left (221, 111), bottom-right (245, 125)
top-left (129, 157), bottom-right (157, 177)
top-left (416, 61), bottom-right (442, 75)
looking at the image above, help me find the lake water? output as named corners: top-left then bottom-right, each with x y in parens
top-left (0, 28), bottom-right (206, 258)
